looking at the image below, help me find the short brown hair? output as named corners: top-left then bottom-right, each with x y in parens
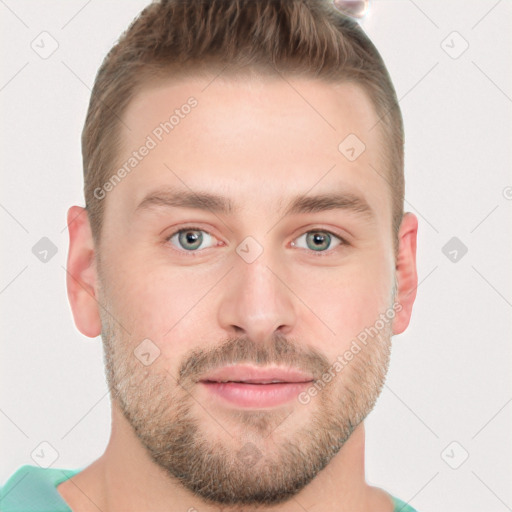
top-left (82, 0), bottom-right (404, 249)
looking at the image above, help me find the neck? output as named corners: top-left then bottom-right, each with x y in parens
top-left (58, 405), bottom-right (394, 512)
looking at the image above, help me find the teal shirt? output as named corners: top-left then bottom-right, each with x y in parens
top-left (1, 465), bottom-right (420, 511)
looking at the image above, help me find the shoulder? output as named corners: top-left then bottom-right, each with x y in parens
top-left (390, 494), bottom-right (421, 512)
top-left (1, 465), bottom-right (80, 512)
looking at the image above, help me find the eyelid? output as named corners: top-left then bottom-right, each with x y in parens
top-left (291, 229), bottom-right (348, 256)
top-left (165, 225), bottom-right (220, 253)
top-left (165, 226), bottom-right (350, 254)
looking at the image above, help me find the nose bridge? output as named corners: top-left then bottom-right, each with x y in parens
top-left (217, 242), bottom-right (296, 340)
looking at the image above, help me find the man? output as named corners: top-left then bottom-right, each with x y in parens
top-left (1, 0), bottom-right (419, 510)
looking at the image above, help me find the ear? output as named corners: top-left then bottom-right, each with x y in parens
top-left (66, 206), bottom-right (102, 338)
top-left (392, 212), bottom-right (418, 335)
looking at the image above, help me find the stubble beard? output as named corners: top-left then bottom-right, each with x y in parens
top-left (99, 296), bottom-right (392, 509)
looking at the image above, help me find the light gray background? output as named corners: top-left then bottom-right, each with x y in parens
top-left (1, 1), bottom-right (511, 510)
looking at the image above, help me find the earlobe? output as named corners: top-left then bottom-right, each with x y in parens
top-left (392, 212), bottom-right (418, 335)
top-left (66, 206), bottom-right (102, 338)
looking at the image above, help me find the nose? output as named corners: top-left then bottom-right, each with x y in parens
top-left (216, 246), bottom-right (297, 343)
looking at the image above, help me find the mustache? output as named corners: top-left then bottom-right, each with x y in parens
top-left (177, 333), bottom-right (331, 386)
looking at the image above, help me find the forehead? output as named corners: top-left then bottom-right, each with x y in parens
top-left (123, 73), bottom-right (381, 153)
top-left (110, 73), bottom-right (390, 223)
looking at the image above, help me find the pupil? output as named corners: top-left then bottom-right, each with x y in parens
top-left (308, 232), bottom-right (329, 251)
top-left (180, 230), bottom-right (202, 250)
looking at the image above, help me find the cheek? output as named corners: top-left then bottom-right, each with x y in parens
top-left (104, 257), bottom-right (218, 363)
top-left (299, 253), bottom-right (394, 343)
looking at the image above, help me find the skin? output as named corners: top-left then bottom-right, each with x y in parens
top-left (61, 74), bottom-right (418, 512)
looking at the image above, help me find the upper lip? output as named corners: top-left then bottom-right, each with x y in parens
top-left (199, 364), bottom-right (315, 384)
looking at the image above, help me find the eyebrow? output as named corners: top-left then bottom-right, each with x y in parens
top-left (135, 187), bottom-right (375, 220)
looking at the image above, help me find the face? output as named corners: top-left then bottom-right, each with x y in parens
top-left (83, 74), bottom-right (409, 507)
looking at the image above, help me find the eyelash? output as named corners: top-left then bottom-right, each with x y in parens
top-left (165, 226), bottom-right (349, 256)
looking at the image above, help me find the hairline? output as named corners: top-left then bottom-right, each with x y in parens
top-left (89, 66), bottom-right (401, 255)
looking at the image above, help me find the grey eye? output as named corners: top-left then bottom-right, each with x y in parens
top-left (292, 231), bottom-right (342, 252)
top-left (169, 229), bottom-right (215, 251)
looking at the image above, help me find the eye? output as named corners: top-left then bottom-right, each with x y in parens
top-left (167, 227), bottom-right (218, 252)
top-left (291, 230), bottom-right (345, 253)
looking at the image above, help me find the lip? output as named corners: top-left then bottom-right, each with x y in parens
top-left (199, 364), bottom-right (315, 384)
top-left (198, 364), bottom-right (315, 408)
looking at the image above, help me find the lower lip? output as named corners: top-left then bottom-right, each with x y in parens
top-left (200, 381), bottom-right (312, 408)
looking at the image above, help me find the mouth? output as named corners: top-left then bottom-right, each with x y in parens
top-left (198, 364), bottom-right (315, 408)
